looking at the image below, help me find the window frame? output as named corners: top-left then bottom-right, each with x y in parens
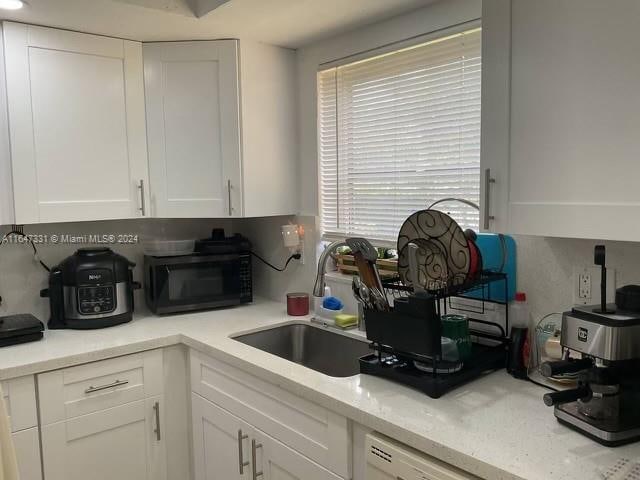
top-left (316, 20), bottom-right (482, 246)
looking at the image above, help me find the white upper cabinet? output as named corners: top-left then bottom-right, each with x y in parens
top-left (482, 0), bottom-right (640, 241)
top-left (144, 41), bottom-right (242, 218)
top-left (144, 39), bottom-right (298, 218)
top-left (2, 22), bottom-right (150, 224)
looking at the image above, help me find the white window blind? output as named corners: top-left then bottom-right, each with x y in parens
top-left (318, 28), bottom-right (481, 244)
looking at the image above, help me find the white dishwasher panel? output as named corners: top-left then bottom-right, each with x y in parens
top-left (365, 432), bottom-right (476, 480)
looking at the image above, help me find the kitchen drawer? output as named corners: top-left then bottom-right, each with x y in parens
top-left (190, 350), bottom-right (350, 478)
top-left (1, 375), bottom-right (38, 432)
top-left (13, 427), bottom-right (42, 480)
top-left (38, 349), bottom-right (163, 425)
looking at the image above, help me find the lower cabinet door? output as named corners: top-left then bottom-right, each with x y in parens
top-left (41, 396), bottom-right (167, 480)
top-left (191, 393), bottom-right (251, 480)
top-left (252, 429), bottom-right (344, 480)
top-left (13, 427), bottom-right (42, 480)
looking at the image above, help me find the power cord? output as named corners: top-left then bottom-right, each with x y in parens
top-left (1, 227), bottom-right (51, 272)
top-left (250, 251), bottom-right (301, 272)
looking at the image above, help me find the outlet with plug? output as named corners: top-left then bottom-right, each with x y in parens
top-left (573, 266), bottom-right (616, 305)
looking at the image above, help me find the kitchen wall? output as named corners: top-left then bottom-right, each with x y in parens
top-left (272, 0), bottom-right (640, 324)
top-left (3, 0), bottom-right (639, 326)
top-left (0, 215), bottom-right (315, 321)
top-left (0, 219), bottom-right (232, 320)
top-left (234, 215), bottom-right (318, 304)
top-left (514, 235), bottom-right (640, 320)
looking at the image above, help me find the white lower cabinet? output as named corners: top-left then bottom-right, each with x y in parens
top-left (192, 392), bottom-right (342, 480)
top-left (190, 350), bottom-right (350, 478)
top-left (38, 351), bottom-right (167, 480)
top-left (1, 376), bottom-right (42, 480)
top-left (192, 392), bottom-right (251, 480)
top-left (41, 396), bottom-right (166, 480)
top-left (13, 426), bottom-right (42, 480)
top-left (252, 427), bottom-right (343, 480)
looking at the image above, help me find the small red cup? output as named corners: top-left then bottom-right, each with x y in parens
top-left (287, 292), bottom-right (309, 316)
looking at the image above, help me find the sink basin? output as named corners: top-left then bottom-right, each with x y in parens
top-left (232, 323), bottom-right (371, 377)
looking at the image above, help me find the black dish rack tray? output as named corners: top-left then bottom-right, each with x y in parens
top-left (359, 271), bottom-right (510, 399)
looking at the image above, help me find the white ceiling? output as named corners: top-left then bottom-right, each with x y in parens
top-left (0, 0), bottom-right (435, 48)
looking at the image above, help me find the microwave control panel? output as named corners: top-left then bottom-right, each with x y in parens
top-left (240, 255), bottom-right (253, 302)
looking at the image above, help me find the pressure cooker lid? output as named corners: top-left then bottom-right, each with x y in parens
top-left (55, 248), bottom-right (136, 285)
top-left (76, 247), bottom-right (112, 257)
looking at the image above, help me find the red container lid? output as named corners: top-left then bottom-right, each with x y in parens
top-left (515, 292), bottom-right (527, 302)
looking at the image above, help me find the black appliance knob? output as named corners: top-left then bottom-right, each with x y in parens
top-left (540, 358), bottom-right (594, 378)
top-left (543, 386), bottom-right (591, 407)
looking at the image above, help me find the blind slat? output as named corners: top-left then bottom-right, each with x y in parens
top-left (319, 28), bottom-right (481, 243)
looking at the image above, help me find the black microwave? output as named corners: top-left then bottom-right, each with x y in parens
top-left (144, 250), bottom-right (252, 314)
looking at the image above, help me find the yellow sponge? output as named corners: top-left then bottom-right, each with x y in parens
top-left (334, 314), bottom-right (358, 329)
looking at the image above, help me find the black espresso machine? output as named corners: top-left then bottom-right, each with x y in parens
top-left (541, 246), bottom-right (640, 446)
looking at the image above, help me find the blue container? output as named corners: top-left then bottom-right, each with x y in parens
top-left (464, 233), bottom-right (516, 303)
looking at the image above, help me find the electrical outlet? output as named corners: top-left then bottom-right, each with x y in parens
top-left (573, 266), bottom-right (616, 306)
top-left (578, 271), bottom-right (591, 300)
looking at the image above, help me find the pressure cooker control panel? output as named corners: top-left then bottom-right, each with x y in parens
top-left (77, 268), bottom-right (116, 315)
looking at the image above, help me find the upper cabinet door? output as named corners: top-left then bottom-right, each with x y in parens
top-left (2, 22), bottom-right (149, 224)
top-left (482, 0), bottom-right (640, 241)
top-left (480, 0), bottom-right (511, 234)
top-left (144, 41), bottom-right (242, 218)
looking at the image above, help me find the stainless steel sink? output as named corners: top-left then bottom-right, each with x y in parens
top-left (232, 323), bottom-right (371, 377)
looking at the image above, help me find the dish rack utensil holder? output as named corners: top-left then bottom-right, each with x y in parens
top-left (360, 271), bottom-right (510, 398)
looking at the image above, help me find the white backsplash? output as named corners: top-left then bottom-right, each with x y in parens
top-left (514, 235), bottom-right (640, 322)
top-left (250, 227), bottom-right (640, 326)
top-left (0, 218), bottom-right (233, 321)
top-left (234, 215), bottom-right (318, 305)
top-left (3, 215), bottom-right (639, 327)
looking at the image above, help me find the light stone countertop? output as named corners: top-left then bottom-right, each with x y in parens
top-left (0, 297), bottom-right (637, 480)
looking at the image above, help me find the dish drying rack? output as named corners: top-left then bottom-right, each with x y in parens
top-left (360, 271), bottom-right (510, 398)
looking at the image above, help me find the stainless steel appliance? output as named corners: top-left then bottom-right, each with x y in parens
top-left (41, 248), bottom-right (139, 329)
top-left (541, 245), bottom-right (640, 446)
top-left (541, 305), bottom-right (640, 446)
top-left (144, 230), bottom-right (252, 314)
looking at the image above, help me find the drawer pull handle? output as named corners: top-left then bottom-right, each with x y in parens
top-left (84, 379), bottom-right (129, 394)
top-left (251, 439), bottom-right (263, 479)
top-left (238, 429), bottom-right (249, 474)
top-left (153, 401), bottom-right (161, 441)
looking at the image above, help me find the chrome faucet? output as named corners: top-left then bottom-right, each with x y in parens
top-left (313, 240), bottom-right (347, 297)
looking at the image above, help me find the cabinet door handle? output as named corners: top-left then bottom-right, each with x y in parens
top-left (84, 379), bottom-right (129, 394)
top-left (227, 179), bottom-right (233, 216)
top-left (251, 439), bottom-right (263, 479)
top-left (153, 401), bottom-right (161, 441)
top-left (238, 430), bottom-right (249, 474)
top-left (483, 168), bottom-right (496, 229)
top-left (138, 179), bottom-right (147, 216)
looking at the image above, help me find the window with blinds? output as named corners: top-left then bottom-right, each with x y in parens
top-left (318, 27), bottom-right (481, 244)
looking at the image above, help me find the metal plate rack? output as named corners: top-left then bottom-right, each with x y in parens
top-left (359, 271), bottom-right (510, 398)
